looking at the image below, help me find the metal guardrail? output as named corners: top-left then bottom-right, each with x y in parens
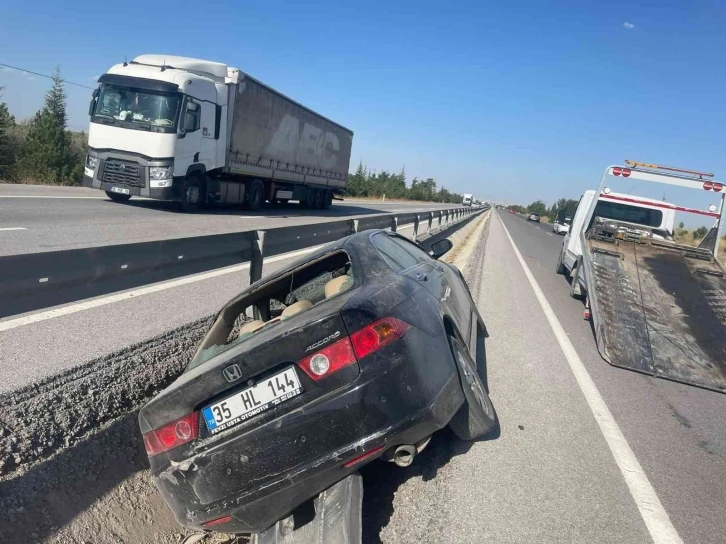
top-left (0, 206), bottom-right (487, 318)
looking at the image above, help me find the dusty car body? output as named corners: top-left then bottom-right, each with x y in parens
top-left (138, 229), bottom-right (496, 535)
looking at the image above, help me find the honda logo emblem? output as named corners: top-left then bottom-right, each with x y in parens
top-left (222, 364), bottom-right (243, 383)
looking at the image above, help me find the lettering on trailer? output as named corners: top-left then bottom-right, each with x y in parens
top-left (265, 114), bottom-right (341, 170)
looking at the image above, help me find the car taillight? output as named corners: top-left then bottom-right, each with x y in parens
top-left (298, 337), bottom-right (357, 381)
top-left (350, 317), bottom-right (410, 360)
top-left (203, 515), bottom-right (232, 528)
top-left (143, 412), bottom-right (199, 456)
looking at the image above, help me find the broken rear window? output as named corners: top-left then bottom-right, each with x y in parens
top-left (186, 251), bottom-right (354, 371)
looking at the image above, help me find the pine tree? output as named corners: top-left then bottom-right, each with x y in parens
top-left (18, 66), bottom-right (74, 183)
top-left (0, 87), bottom-right (16, 177)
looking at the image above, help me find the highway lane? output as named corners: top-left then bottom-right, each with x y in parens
top-left (0, 184), bottom-right (460, 256)
top-left (495, 210), bottom-right (726, 544)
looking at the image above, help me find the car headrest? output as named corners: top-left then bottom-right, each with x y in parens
top-left (238, 320), bottom-right (265, 337)
top-left (281, 300), bottom-right (313, 319)
top-left (324, 275), bottom-right (353, 299)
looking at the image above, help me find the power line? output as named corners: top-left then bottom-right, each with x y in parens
top-left (0, 62), bottom-right (95, 90)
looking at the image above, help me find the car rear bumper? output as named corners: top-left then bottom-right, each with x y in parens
top-left (151, 332), bottom-right (464, 534)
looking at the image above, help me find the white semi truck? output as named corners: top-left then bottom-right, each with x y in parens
top-left (84, 55), bottom-right (353, 212)
top-left (556, 160), bottom-right (726, 392)
top-left (462, 194), bottom-right (474, 206)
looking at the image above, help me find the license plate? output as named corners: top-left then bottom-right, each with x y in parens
top-left (110, 186), bottom-right (130, 195)
top-left (203, 367), bottom-right (302, 435)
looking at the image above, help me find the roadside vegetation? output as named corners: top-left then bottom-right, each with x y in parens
top-left (0, 69), bottom-right (87, 185)
top-left (344, 162), bottom-right (465, 204)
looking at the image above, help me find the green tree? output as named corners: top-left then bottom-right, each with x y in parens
top-left (527, 200), bottom-right (547, 215)
top-left (548, 198), bottom-right (579, 221)
top-left (17, 66), bottom-right (76, 184)
top-left (678, 221), bottom-right (685, 229)
top-left (0, 87), bottom-right (16, 178)
top-left (693, 226), bottom-right (708, 240)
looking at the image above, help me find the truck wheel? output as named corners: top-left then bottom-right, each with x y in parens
top-left (324, 190), bottom-right (333, 209)
top-left (302, 188), bottom-right (316, 209)
top-left (555, 248), bottom-right (566, 275)
top-left (569, 260), bottom-right (584, 299)
top-left (105, 191), bottom-right (131, 203)
top-left (313, 189), bottom-right (325, 209)
top-left (247, 180), bottom-right (264, 210)
top-left (180, 176), bottom-right (203, 213)
top-left (448, 336), bottom-right (497, 441)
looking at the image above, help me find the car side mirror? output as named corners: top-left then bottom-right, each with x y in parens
top-left (430, 239), bottom-right (453, 259)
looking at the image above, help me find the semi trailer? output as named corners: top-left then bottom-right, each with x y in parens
top-left (84, 55), bottom-right (353, 212)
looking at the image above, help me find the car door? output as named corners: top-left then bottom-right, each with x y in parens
top-left (387, 235), bottom-right (472, 344)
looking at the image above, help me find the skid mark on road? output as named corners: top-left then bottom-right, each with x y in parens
top-left (498, 213), bottom-right (683, 544)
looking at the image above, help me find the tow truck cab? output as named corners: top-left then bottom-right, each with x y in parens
top-left (561, 189), bottom-right (676, 281)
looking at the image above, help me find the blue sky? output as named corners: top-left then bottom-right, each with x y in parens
top-left (2, 0), bottom-right (726, 210)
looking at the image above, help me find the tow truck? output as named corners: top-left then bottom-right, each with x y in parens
top-left (556, 160), bottom-right (726, 392)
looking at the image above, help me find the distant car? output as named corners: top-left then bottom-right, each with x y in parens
top-left (527, 213), bottom-right (540, 222)
top-left (139, 230), bottom-right (497, 536)
top-left (508, 208), bottom-right (515, 214)
top-left (553, 218), bottom-right (571, 235)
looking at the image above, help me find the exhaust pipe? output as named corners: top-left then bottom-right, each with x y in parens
top-left (392, 444), bottom-right (417, 467)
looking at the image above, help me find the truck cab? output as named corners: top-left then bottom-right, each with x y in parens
top-left (559, 189), bottom-right (676, 289)
top-left (85, 55), bottom-right (235, 209)
top-left (462, 194), bottom-right (473, 206)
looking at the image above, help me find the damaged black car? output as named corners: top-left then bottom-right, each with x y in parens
top-left (138, 229), bottom-right (497, 536)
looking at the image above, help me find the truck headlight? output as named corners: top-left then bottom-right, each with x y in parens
top-left (86, 155), bottom-right (98, 169)
top-left (150, 166), bottom-right (173, 180)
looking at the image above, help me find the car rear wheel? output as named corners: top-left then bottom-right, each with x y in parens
top-left (448, 337), bottom-right (497, 441)
top-left (105, 190), bottom-right (131, 203)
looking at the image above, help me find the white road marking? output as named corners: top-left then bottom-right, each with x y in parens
top-left (0, 227), bottom-right (26, 231)
top-left (547, 232), bottom-right (553, 236)
top-left (0, 195), bottom-right (106, 199)
top-left (498, 213), bottom-right (683, 544)
top-left (0, 245), bottom-right (325, 333)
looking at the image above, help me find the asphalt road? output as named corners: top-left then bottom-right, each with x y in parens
top-left (0, 184), bottom-right (459, 256)
top-left (464, 210), bottom-right (724, 544)
top-left (3, 207), bottom-right (724, 543)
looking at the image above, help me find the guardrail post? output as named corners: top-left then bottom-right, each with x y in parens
top-left (413, 214), bottom-right (420, 242)
top-left (391, 215), bottom-right (398, 233)
top-left (348, 219), bottom-right (360, 234)
top-left (250, 231), bottom-right (266, 318)
top-left (427, 212), bottom-right (433, 233)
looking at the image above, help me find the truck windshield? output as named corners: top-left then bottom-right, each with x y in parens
top-left (92, 85), bottom-right (181, 132)
top-left (593, 200), bottom-right (663, 228)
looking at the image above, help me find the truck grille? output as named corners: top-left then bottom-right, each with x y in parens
top-left (103, 160), bottom-right (143, 187)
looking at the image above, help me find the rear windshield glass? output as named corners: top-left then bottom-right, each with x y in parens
top-left (187, 251), bottom-right (354, 371)
top-left (592, 200), bottom-right (663, 228)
